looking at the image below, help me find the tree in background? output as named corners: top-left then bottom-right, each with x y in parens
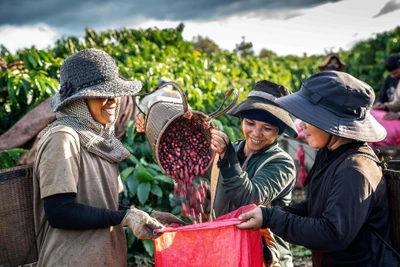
top-left (259, 48), bottom-right (277, 59)
top-left (235, 36), bottom-right (254, 57)
top-left (192, 35), bottom-right (222, 54)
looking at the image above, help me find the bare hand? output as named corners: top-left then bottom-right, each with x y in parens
top-left (372, 102), bottom-right (385, 110)
top-left (383, 112), bottom-right (400, 120)
top-left (236, 207), bottom-right (263, 230)
top-left (135, 113), bottom-right (146, 133)
top-left (210, 128), bottom-right (229, 158)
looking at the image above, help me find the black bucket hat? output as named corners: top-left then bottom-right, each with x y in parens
top-left (276, 71), bottom-right (386, 142)
top-left (50, 48), bottom-right (142, 112)
top-left (227, 80), bottom-right (298, 137)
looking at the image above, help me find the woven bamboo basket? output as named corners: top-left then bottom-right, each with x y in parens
top-left (0, 164), bottom-right (37, 267)
top-left (383, 166), bottom-right (400, 253)
top-left (137, 82), bottom-right (238, 176)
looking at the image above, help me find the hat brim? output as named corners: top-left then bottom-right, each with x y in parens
top-left (318, 54), bottom-right (347, 71)
top-left (227, 98), bottom-right (298, 138)
top-left (276, 93), bottom-right (387, 142)
top-left (50, 77), bottom-right (142, 112)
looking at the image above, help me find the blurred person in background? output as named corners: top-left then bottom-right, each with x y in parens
top-left (372, 54), bottom-right (400, 120)
top-left (318, 53), bottom-right (347, 72)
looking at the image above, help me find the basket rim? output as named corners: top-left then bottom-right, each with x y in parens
top-left (150, 110), bottom-right (215, 176)
top-left (0, 164), bottom-right (33, 181)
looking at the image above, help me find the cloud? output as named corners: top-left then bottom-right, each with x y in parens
top-left (0, 24), bottom-right (59, 54)
top-left (0, 0), bottom-right (337, 29)
top-left (373, 0), bottom-right (400, 18)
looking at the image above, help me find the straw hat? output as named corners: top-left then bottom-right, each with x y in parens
top-left (51, 48), bottom-right (142, 112)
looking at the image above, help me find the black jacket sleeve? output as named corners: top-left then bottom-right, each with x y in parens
top-left (264, 163), bottom-right (375, 252)
top-left (44, 193), bottom-right (127, 230)
top-left (378, 75), bottom-right (390, 103)
top-left (280, 199), bottom-right (308, 216)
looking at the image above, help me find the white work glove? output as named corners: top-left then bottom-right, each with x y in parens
top-left (122, 206), bottom-right (164, 240)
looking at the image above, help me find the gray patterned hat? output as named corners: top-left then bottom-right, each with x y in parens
top-left (50, 48), bottom-right (142, 112)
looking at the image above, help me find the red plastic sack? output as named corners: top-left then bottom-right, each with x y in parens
top-left (154, 205), bottom-right (263, 267)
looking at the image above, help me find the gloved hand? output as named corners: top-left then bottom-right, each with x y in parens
top-left (122, 206), bottom-right (164, 239)
top-left (150, 210), bottom-right (188, 226)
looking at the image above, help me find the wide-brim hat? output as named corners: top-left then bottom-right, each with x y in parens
top-left (276, 71), bottom-right (386, 142)
top-left (318, 53), bottom-right (347, 71)
top-left (50, 48), bottom-right (142, 112)
top-left (227, 80), bottom-right (298, 138)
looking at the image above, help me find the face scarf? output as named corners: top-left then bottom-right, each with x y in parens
top-left (39, 99), bottom-right (130, 163)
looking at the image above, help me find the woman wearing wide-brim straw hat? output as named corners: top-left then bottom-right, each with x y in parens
top-left (209, 80), bottom-right (298, 267)
top-left (33, 48), bottom-right (185, 267)
top-left (318, 53), bottom-right (347, 72)
top-left (237, 71), bottom-right (399, 266)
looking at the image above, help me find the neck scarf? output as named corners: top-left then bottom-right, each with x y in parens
top-left (39, 99), bottom-right (130, 163)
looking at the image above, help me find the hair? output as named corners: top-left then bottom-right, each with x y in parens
top-left (385, 54), bottom-right (400, 72)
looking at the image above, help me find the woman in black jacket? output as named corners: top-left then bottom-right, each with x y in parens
top-left (237, 71), bottom-right (399, 267)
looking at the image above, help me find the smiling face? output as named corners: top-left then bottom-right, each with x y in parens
top-left (86, 97), bottom-right (120, 126)
top-left (299, 120), bottom-right (331, 149)
top-left (242, 118), bottom-right (279, 155)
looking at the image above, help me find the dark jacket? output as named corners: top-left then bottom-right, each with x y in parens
top-left (378, 74), bottom-right (400, 104)
top-left (213, 139), bottom-right (296, 267)
top-left (266, 142), bottom-right (398, 266)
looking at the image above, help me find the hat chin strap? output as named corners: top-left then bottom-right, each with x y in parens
top-left (324, 134), bottom-right (334, 150)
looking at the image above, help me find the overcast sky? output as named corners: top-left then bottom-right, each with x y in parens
top-left (0, 0), bottom-right (399, 56)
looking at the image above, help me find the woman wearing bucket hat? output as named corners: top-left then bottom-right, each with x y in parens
top-left (318, 53), bottom-right (347, 72)
top-left (237, 71), bottom-right (399, 266)
top-left (209, 80), bottom-right (298, 267)
top-left (32, 48), bottom-right (170, 267)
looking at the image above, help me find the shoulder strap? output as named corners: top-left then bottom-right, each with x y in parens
top-left (348, 151), bottom-right (385, 169)
top-left (255, 151), bottom-right (290, 175)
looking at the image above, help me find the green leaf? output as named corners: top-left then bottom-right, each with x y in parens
top-left (142, 240), bottom-right (154, 257)
top-left (147, 163), bottom-right (162, 172)
top-left (137, 182), bottom-right (151, 204)
top-left (120, 167), bottom-right (134, 181)
top-left (171, 205), bottom-right (182, 214)
top-left (0, 152), bottom-right (14, 168)
top-left (126, 174), bottom-right (140, 197)
top-left (27, 53), bottom-right (38, 69)
top-left (136, 164), bottom-right (154, 182)
top-left (224, 126), bottom-right (236, 142)
top-left (151, 184), bottom-right (163, 197)
top-left (212, 119), bottom-right (224, 131)
top-left (153, 174), bottom-right (174, 184)
top-left (125, 227), bottom-right (136, 248)
top-left (128, 154), bottom-right (139, 165)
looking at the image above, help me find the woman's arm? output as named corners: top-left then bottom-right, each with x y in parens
top-left (44, 193), bottom-right (127, 230)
